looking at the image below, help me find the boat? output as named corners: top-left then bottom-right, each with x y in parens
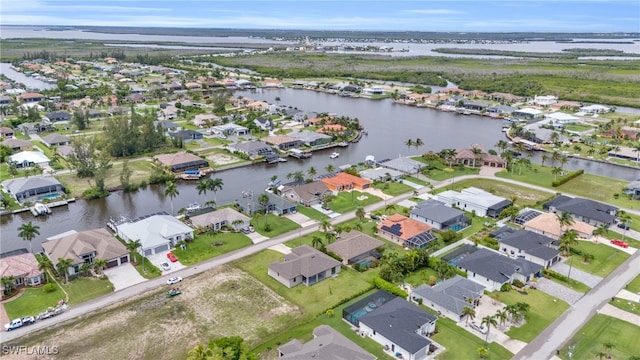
top-left (167, 289), bottom-right (182, 297)
top-left (289, 148), bottom-right (312, 159)
top-left (330, 152), bottom-right (340, 159)
top-left (31, 202), bottom-right (51, 216)
top-left (268, 178), bottom-right (281, 187)
top-left (186, 202), bottom-right (201, 212)
top-left (180, 169), bottom-right (203, 180)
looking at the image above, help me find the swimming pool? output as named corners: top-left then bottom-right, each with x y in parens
top-left (38, 193), bottom-right (61, 200)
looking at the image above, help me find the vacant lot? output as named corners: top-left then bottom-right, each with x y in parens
top-left (569, 241), bottom-right (630, 277)
top-left (559, 314), bottom-right (640, 359)
top-left (6, 266), bottom-right (301, 360)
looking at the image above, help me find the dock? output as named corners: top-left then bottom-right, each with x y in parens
top-left (0, 198), bottom-right (76, 217)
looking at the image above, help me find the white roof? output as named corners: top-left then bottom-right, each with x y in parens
top-left (9, 151), bottom-right (50, 164)
top-left (438, 187), bottom-right (508, 208)
top-left (516, 108), bottom-right (543, 116)
top-left (580, 104), bottom-right (610, 112)
top-left (546, 112), bottom-right (579, 121)
top-left (117, 215), bottom-right (192, 250)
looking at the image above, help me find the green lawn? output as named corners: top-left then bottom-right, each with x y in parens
top-left (432, 317), bottom-right (513, 360)
top-left (489, 288), bottom-right (569, 342)
top-left (172, 232), bottom-right (253, 266)
top-left (403, 267), bottom-right (440, 287)
top-left (405, 175), bottom-right (430, 186)
top-left (568, 241), bottom-right (630, 277)
top-left (432, 178), bottom-right (553, 207)
top-left (425, 167), bottom-right (480, 181)
top-left (559, 315), bottom-right (640, 360)
top-left (625, 275), bottom-right (640, 293)
top-left (235, 250), bottom-right (378, 318)
top-left (62, 277), bottom-right (114, 305)
top-left (609, 297), bottom-right (640, 316)
top-left (251, 214), bottom-right (300, 237)
top-left (563, 124), bottom-right (595, 132)
top-left (294, 205), bottom-right (328, 221)
top-left (543, 276), bottom-right (591, 293)
top-left (372, 182), bottom-right (413, 196)
top-left (328, 191), bottom-right (382, 213)
top-left (131, 253), bottom-right (162, 279)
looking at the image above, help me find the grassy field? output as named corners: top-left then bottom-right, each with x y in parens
top-left (559, 314), bottom-right (640, 360)
top-left (433, 177), bottom-right (553, 207)
top-left (172, 232), bottom-right (253, 265)
top-left (489, 288), bottom-right (569, 343)
top-left (426, 167), bottom-right (481, 181)
top-left (372, 181), bottom-right (414, 196)
top-left (569, 241), bottom-right (630, 277)
top-left (625, 275), bottom-right (640, 293)
top-left (328, 191), bottom-right (382, 213)
top-left (432, 317), bottom-right (514, 360)
top-left (131, 253), bottom-right (162, 279)
top-left (294, 205), bottom-right (329, 221)
top-left (251, 214), bottom-right (300, 236)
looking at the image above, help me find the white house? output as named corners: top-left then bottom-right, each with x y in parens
top-left (436, 187), bottom-right (512, 218)
top-left (530, 95), bottom-right (558, 107)
top-left (545, 112), bottom-right (579, 125)
top-left (116, 214), bottom-right (193, 256)
top-left (9, 151), bottom-right (50, 169)
top-left (580, 104), bottom-right (611, 114)
top-left (362, 86), bottom-right (385, 95)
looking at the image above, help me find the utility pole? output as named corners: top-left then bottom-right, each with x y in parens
top-left (567, 255), bottom-right (574, 281)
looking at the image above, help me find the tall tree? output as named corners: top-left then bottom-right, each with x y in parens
top-left (471, 147), bottom-right (483, 168)
top-left (307, 166), bottom-right (317, 179)
top-left (18, 221), bottom-right (40, 253)
top-left (325, 164), bottom-right (335, 173)
top-left (93, 258), bottom-right (107, 275)
top-left (559, 229), bottom-right (579, 256)
top-left (355, 206), bottom-right (366, 222)
top-left (311, 236), bottom-right (324, 249)
top-left (164, 181), bottom-right (179, 215)
top-left (414, 138), bottom-right (424, 153)
top-left (481, 315), bottom-right (498, 344)
top-left (495, 140), bottom-right (508, 154)
top-left (206, 178), bottom-right (224, 204)
top-left (318, 218), bottom-right (333, 233)
top-left (404, 139), bottom-right (414, 153)
top-left (462, 306), bottom-right (476, 325)
top-left (556, 211), bottom-right (575, 233)
top-left (56, 258), bottom-right (74, 283)
top-left (196, 179), bottom-right (208, 203)
top-left (551, 166), bottom-right (563, 180)
top-left (257, 193), bottom-right (270, 226)
top-left (125, 240), bottom-right (142, 264)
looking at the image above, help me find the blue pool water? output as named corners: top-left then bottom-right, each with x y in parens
top-left (38, 193), bottom-right (61, 200)
top-left (448, 256), bottom-right (465, 266)
top-left (449, 224), bottom-right (464, 232)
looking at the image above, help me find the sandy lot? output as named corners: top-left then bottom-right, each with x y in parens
top-left (206, 153), bottom-right (241, 166)
top-left (5, 266), bottom-right (301, 360)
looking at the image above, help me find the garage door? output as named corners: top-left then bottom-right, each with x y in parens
top-left (106, 260), bottom-right (119, 268)
top-left (144, 249), bottom-right (153, 257)
top-left (120, 255), bottom-right (129, 264)
top-left (153, 244), bottom-right (169, 254)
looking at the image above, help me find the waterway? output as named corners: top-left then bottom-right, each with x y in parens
top-left (0, 63), bottom-right (56, 90)
top-left (1, 88), bottom-right (638, 253)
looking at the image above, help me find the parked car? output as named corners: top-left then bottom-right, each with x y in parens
top-left (167, 252), bottom-right (178, 262)
top-left (4, 319), bottom-right (23, 331)
top-left (167, 276), bottom-right (182, 285)
top-left (611, 239), bottom-right (629, 248)
top-left (160, 262), bottom-right (171, 271)
top-left (248, 225), bottom-right (254, 232)
top-left (370, 214), bottom-right (380, 221)
top-left (240, 227), bottom-right (251, 234)
top-left (617, 222), bottom-right (630, 230)
top-left (21, 316), bottom-right (35, 326)
top-left (470, 322), bottom-right (488, 334)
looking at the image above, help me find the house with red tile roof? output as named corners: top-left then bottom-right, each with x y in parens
top-left (0, 251), bottom-right (45, 299)
top-left (321, 172), bottom-right (371, 192)
top-left (18, 92), bottom-right (46, 103)
top-left (377, 214), bottom-right (437, 249)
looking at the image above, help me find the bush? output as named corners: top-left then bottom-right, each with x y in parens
top-left (512, 279), bottom-right (525, 288)
top-left (43, 283), bottom-right (57, 293)
top-left (82, 187), bottom-right (109, 200)
top-left (263, 224), bottom-right (272, 232)
top-left (552, 169), bottom-right (584, 187)
top-left (500, 283), bottom-right (512, 292)
top-left (373, 276), bottom-right (408, 298)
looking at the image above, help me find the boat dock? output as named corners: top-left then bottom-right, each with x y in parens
top-left (0, 198), bottom-right (76, 217)
top-left (31, 203), bottom-right (51, 216)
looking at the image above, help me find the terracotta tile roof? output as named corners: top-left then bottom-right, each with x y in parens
top-left (0, 253), bottom-right (42, 279)
top-left (321, 173), bottom-right (371, 188)
top-left (377, 214), bottom-right (433, 240)
top-left (524, 212), bottom-right (596, 239)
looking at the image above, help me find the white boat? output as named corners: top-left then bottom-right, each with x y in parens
top-left (32, 202), bottom-right (51, 216)
top-left (186, 202), bottom-right (201, 212)
top-left (330, 152), bottom-right (340, 159)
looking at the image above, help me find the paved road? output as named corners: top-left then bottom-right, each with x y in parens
top-left (513, 250), bottom-right (640, 360)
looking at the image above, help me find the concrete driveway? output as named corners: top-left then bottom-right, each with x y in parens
top-left (103, 263), bottom-right (146, 291)
top-left (146, 251), bottom-right (186, 274)
top-left (311, 204), bottom-right (341, 218)
top-left (284, 212), bottom-right (316, 227)
top-left (551, 259), bottom-right (602, 288)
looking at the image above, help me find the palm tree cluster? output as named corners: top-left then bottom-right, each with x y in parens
top-left (404, 138), bottom-right (425, 154)
top-left (196, 177), bottom-right (224, 207)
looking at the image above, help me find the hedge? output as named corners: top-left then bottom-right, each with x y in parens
top-left (318, 284), bottom-right (376, 317)
top-left (373, 276), bottom-right (408, 298)
top-left (552, 169), bottom-right (584, 187)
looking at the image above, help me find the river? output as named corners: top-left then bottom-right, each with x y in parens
top-left (0, 63), bottom-right (56, 91)
top-left (1, 88), bottom-right (638, 253)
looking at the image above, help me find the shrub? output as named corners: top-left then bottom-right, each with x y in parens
top-left (512, 279), bottom-right (525, 288)
top-left (373, 276), bottom-right (408, 298)
top-left (552, 169), bottom-right (584, 187)
top-left (43, 283), bottom-right (57, 293)
top-left (263, 224), bottom-right (272, 232)
top-left (500, 283), bottom-right (512, 292)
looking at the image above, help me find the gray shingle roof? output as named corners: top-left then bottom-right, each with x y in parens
top-left (552, 197), bottom-right (618, 224)
top-left (268, 245), bottom-right (340, 280)
top-left (500, 229), bottom-right (559, 261)
top-left (2, 176), bottom-right (63, 195)
top-left (456, 248), bottom-right (542, 283)
top-left (411, 199), bottom-right (465, 224)
top-left (413, 275), bottom-right (485, 316)
top-left (325, 231), bottom-right (384, 262)
top-left (279, 325), bottom-right (375, 360)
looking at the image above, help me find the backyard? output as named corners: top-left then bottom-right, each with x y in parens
top-left (172, 232), bottom-right (253, 265)
top-left (559, 314), bottom-right (640, 360)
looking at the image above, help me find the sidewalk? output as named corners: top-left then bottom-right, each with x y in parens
top-left (598, 303), bottom-right (640, 326)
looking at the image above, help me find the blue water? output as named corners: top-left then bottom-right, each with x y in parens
top-left (449, 224), bottom-right (464, 232)
top-left (38, 193), bottom-right (61, 200)
top-left (448, 256), bottom-right (465, 266)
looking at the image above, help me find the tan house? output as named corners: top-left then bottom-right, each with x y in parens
top-left (268, 245), bottom-right (341, 288)
top-left (281, 181), bottom-right (333, 207)
top-left (523, 212), bottom-right (596, 240)
top-left (326, 231), bottom-right (384, 266)
top-left (189, 208), bottom-right (250, 232)
top-left (0, 251), bottom-right (45, 299)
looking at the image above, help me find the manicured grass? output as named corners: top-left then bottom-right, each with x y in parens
top-left (4, 285), bottom-right (66, 319)
top-left (294, 205), bottom-right (328, 221)
top-left (568, 241), bottom-right (630, 277)
top-left (403, 267), bottom-right (440, 287)
top-left (459, 215), bottom-right (488, 239)
top-left (372, 181), bottom-right (413, 196)
top-left (328, 191), bottom-right (382, 213)
top-left (432, 317), bottom-right (513, 360)
top-left (433, 177), bottom-right (553, 207)
top-left (489, 288), bottom-right (569, 342)
top-left (251, 214), bottom-right (300, 237)
top-left (609, 297), bottom-right (640, 316)
top-left (559, 314), bottom-right (640, 360)
top-left (235, 249), bottom-right (378, 319)
top-left (132, 253), bottom-right (162, 279)
top-left (62, 277), bottom-right (114, 305)
top-left (425, 167), bottom-right (480, 181)
top-left (563, 124), bottom-right (594, 132)
top-left (404, 175), bottom-right (430, 186)
top-left (172, 232), bottom-right (253, 266)
top-left (543, 276), bottom-right (591, 293)
top-left (625, 275), bottom-right (640, 293)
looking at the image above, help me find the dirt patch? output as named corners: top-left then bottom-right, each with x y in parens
top-left (6, 266), bottom-right (302, 360)
top-left (206, 153), bottom-right (241, 166)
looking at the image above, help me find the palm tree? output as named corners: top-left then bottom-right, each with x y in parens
top-left (318, 218), bottom-right (332, 233)
top-left (257, 193), bottom-right (270, 226)
top-left (354, 222), bottom-right (364, 232)
top-left (196, 179), bottom-right (208, 203)
top-left (325, 164), bottom-right (335, 173)
top-left (125, 240), bottom-right (142, 264)
top-left (187, 344), bottom-right (212, 360)
top-left (552, 166), bottom-right (563, 180)
top-left (1, 276), bottom-right (16, 296)
top-left (292, 171), bottom-right (305, 183)
top-left (592, 225), bottom-right (608, 242)
top-left (37, 256), bottom-right (53, 282)
top-left (414, 138), bottom-right (424, 153)
top-left (164, 181), bottom-right (179, 215)
top-left (207, 177), bottom-right (224, 204)
top-left (477, 346), bottom-right (489, 359)
top-left (595, 351), bottom-right (607, 360)
top-left (556, 211), bottom-right (575, 232)
top-left (93, 258), bottom-right (107, 275)
top-left (384, 204), bottom-right (396, 215)
top-left (587, 147), bottom-right (596, 158)
top-left (325, 232), bottom-right (337, 244)
top-left (231, 219), bottom-right (244, 232)
top-left (462, 306), bottom-right (476, 325)
top-left (18, 221), bottom-right (40, 253)
top-left (541, 153), bottom-right (549, 167)
top-left (495, 308), bottom-right (508, 328)
top-left (404, 139), bottom-right (414, 154)
top-left (495, 140), bottom-right (508, 154)
top-left (355, 206), bottom-right (366, 222)
top-left (311, 236), bottom-right (324, 249)
top-left (307, 166), bottom-right (317, 179)
top-left (56, 258), bottom-right (74, 283)
top-left (471, 147), bottom-right (483, 168)
top-left (481, 315), bottom-right (498, 344)
top-left (559, 155), bottom-right (569, 169)
top-left (559, 230), bottom-right (579, 256)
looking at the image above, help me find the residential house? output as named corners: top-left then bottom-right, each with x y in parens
top-left (454, 247), bottom-right (543, 292)
top-left (264, 135), bottom-right (301, 151)
top-left (359, 167), bottom-right (404, 182)
top-left (0, 250), bottom-right (45, 299)
top-left (0, 95), bottom-right (11, 106)
top-left (40, 133), bottom-right (71, 147)
top-left (321, 172), bottom-right (372, 192)
top-left (410, 199), bottom-right (471, 231)
top-left (43, 228), bottom-right (130, 275)
top-left (153, 119), bottom-right (181, 132)
top-left (236, 192), bottom-right (297, 215)
top-left (580, 104), bottom-right (611, 114)
top-left (411, 275), bottom-right (485, 322)
top-left (498, 229), bottom-right (561, 268)
top-left (2, 139), bottom-right (33, 151)
top-left (529, 95), bottom-right (558, 107)
top-left (254, 117), bottom-right (273, 131)
top-left (454, 145), bottom-right (505, 168)
top-left (623, 179), bottom-right (640, 199)
top-left (56, 145), bottom-right (75, 159)
top-left (488, 92), bottom-right (524, 104)
top-left (543, 195), bottom-right (618, 227)
top-left (436, 187), bottom-right (512, 218)
top-left (154, 152), bottom-right (209, 173)
top-left (377, 214), bottom-right (438, 249)
top-left (524, 210), bottom-right (595, 238)
top-left (523, 122), bottom-right (569, 144)
top-left (18, 92), bottom-right (46, 103)
top-left (486, 105), bottom-right (517, 117)
top-left (229, 140), bottom-right (274, 159)
top-left (210, 123), bottom-right (250, 136)
top-left (44, 111), bottom-right (72, 123)
top-left (545, 112), bottom-right (579, 125)
top-left (18, 122), bottom-right (48, 135)
top-left (280, 181), bottom-right (332, 207)
top-left (262, 79), bottom-right (283, 88)
top-left (189, 208), bottom-right (251, 232)
top-left (192, 114), bottom-right (220, 127)
top-left (116, 213), bottom-right (194, 256)
top-left (289, 130), bottom-right (332, 147)
top-left (608, 146), bottom-right (640, 162)
top-left (8, 151), bottom-right (50, 169)
top-left (359, 297), bottom-right (438, 360)
top-left (278, 325), bottom-right (375, 360)
top-left (378, 157), bottom-right (425, 174)
top-left (326, 230), bottom-right (384, 266)
top-left (170, 130), bottom-right (204, 141)
top-left (462, 100), bottom-right (489, 112)
top-left (318, 124), bottom-right (349, 138)
top-left (268, 245), bottom-right (341, 288)
top-left (1, 176), bottom-right (65, 203)
top-left (361, 86), bottom-right (385, 95)
top-left (0, 127), bottom-right (15, 139)
top-left (513, 108), bottom-right (544, 120)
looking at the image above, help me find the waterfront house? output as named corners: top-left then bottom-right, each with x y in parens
top-left (359, 297), bottom-right (437, 360)
top-left (8, 151), bottom-right (50, 169)
top-left (543, 195), bottom-right (618, 227)
top-left (2, 138), bottom-right (33, 151)
top-left (0, 250), bottom-right (45, 299)
top-left (410, 199), bottom-right (471, 231)
top-left (0, 95), bottom-right (11, 106)
top-left (321, 172), bottom-right (371, 192)
top-left (455, 145), bottom-right (505, 168)
top-left (513, 108), bottom-right (544, 120)
top-left (40, 133), bottom-right (71, 147)
top-left (43, 228), bottom-right (130, 275)
top-left (237, 192), bottom-right (297, 215)
top-left (462, 100), bottom-right (489, 112)
top-left (608, 146), bottom-right (640, 161)
top-left (523, 212), bottom-right (596, 240)
top-left (454, 247), bottom-right (543, 292)
top-left (359, 167), bottom-right (404, 182)
top-left (361, 86), bottom-right (385, 95)
top-left (523, 122), bottom-right (569, 143)
top-left (229, 140), bottom-right (274, 159)
top-left (0, 127), bottom-right (15, 138)
top-left (623, 179), bottom-right (640, 199)
top-left (529, 95), bottom-right (558, 107)
top-left (18, 92), bottom-right (46, 103)
top-left (189, 207), bottom-right (250, 232)
top-left (268, 245), bottom-right (341, 288)
top-left (377, 214), bottom-right (437, 249)
top-left (486, 104), bottom-right (517, 116)
top-left (44, 111), bottom-right (72, 123)
top-left (154, 152), bottom-right (209, 173)
top-left (280, 181), bottom-right (332, 207)
top-left (545, 112), bottom-right (579, 125)
top-left (1, 176), bottom-right (65, 204)
top-left (580, 104), bottom-right (611, 114)
top-left (411, 275), bottom-right (485, 322)
top-left (289, 130), bottom-right (332, 147)
top-left (437, 187), bottom-right (512, 218)
top-left (192, 114), bottom-right (220, 127)
top-left (254, 117), bottom-right (273, 131)
top-left (210, 123), bottom-right (250, 136)
top-left (488, 92), bottom-right (524, 104)
top-left (378, 157), bottom-right (425, 174)
top-left (498, 229), bottom-right (560, 268)
top-left (326, 230), bottom-right (384, 266)
top-left (264, 135), bottom-right (301, 151)
top-left (278, 325), bottom-right (375, 360)
top-left (116, 213), bottom-right (194, 256)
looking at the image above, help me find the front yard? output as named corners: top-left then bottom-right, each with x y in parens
top-left (327, 191), bottom-right (382, 213)
top-left (172, 232), bottom-right (253, 266)
top-left (569, 241), bottom-right (630, 277)
top-left (372, 181), bottom-right (414, 196)
top-left (251, 214), bottom-right (300, 237)
top-left (432, 317), bottom-right (513, 360)
top-left (559, 314), bottom-right (640, 360)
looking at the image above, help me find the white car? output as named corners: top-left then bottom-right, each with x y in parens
top-left (470, 322), bottom-right (488, 334)
top-left (4, 318), bottom-right (23, 331)
top-left (160, 262), bottom-right (171, 271)
top-left (167, 276), bottom-right (182, 285)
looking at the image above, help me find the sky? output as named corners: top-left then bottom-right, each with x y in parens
top-left (2, 0), bottom-right (640, 32)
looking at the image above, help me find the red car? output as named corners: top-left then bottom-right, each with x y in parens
top-left (167, 252), bottom-right (178, 262)
top-left (611, 239), bottom-right (629, 248)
